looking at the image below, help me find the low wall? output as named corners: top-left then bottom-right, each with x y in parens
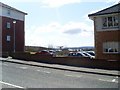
top-left (1, 52), bottom-right (9, 58)
top-left (52, 57), bottom-right (119, 70)
top-left (9, 52), bottom-right (119, 70)
top-left (10, 52), bottom-right (53, 63)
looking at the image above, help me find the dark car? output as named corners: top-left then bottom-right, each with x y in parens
top-left (36, 50), bottom-right (53, 56)
top-left (68, 52), bottom-right (76, 56)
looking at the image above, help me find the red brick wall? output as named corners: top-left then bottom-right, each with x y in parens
top-left (2, 16), bottom-right (25, 53)
top-left (95, 30), bottom-right (120, 60)
top-left (10, 52), bottom-right (119, 70)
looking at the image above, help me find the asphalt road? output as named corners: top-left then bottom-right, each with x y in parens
top-left (0, 61), bottom-right (119, 88)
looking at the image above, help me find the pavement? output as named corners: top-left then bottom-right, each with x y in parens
top-left (0, 57), bottom-right (119, 77)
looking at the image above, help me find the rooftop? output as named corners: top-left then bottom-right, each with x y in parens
top-left (0, 2), bottom-right (27, 15)
top-left (88, 3), bottom-right (120, 17)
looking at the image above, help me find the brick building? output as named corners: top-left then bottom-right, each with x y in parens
top-left (0, 2), bottom-right (27, 54)
top-left (88, 3), bottom-right (120, 60)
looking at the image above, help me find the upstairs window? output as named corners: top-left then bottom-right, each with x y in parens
top-left (103, 42), bottom-right (120, 53)
top-left (7, 9), bottom-right (11, 15)
top-left (102, 15), bottom-right (118, 28)
top-left (108, 16), bottom-right (113, 27)
top-left (6, 35), bottom-right (11, 42)
top-left (113, 16), bottom-right (119, 26)
top-left (6, 22), bottom-right (11, 29)
top-left (103, 17), bottom-right (107, 27)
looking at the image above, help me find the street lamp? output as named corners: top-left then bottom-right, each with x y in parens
top-left (13, 20), bottom-right (16, 53)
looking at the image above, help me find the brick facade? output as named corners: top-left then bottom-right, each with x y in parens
top-left (95, 30), bottom-right (120, 60)
top-left (0, 2), bottom-right (27, 54)
top-left (2, 16), bottom-right (25, 53)
top-left (89, 3), bottom-right (120, 60)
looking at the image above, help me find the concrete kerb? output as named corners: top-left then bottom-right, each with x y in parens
top-left (0, 58), bottom-right (119, 77)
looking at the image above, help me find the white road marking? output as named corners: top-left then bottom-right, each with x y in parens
top-left (65, 74), bottom-right (74, 77)
top-left (65, 74), bottom-right (82, 78)
top-left (37, 70), bottom-right (40, 71)
top-left (0, 81), bottom-right (24, 88)
top-left (19, 67), bottom-right (28, 69)
top-left (37, 70), bottom-right (51, 74)
top-left (99, 79), bottom-right (118, 83)
top-left (43, 71), bottom-right (51, 74)
top-left (112, 79), bottom-right (117, 82)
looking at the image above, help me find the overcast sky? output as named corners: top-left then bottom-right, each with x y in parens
top-left (1, 0), bottom-right (119, 48)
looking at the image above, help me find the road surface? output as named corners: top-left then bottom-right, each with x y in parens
top-left (0, 61), bottom-right (119, 88)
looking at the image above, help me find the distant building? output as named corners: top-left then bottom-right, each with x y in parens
top-left (0, 2), bottom-right (27, 54)
top-left (88, 3), bottom-right (120, 60)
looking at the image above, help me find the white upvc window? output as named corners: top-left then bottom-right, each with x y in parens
top-left (102, 15), bottom-right (118, 28)
top-left (6, 22), bottom-right (11, 29)
top-left (7, 9), bottom-right (11, 15)
top-left (103, 42), bottom-right (120, 53)
top-left (7, 35), bottom-right (11, 41)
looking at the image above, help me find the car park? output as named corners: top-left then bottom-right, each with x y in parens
top-left (76, 52), bottom-right (88, 57)
top-left (68, 52), bottom-right (76, 56)
top-left (87, 51), bottom-right (95, 58)
top-left (82, 51), bottom-right (95, 58)
top-left (68, 52), bottom-right (88, 57)
top-left (48, 50), bottom-right (56, 55)
top-left (68, 51), bottom-right (95, 58)
top-left (86, 51), bottom-right (95, 57)
top-left (35, 50), bottom-right (53, 56)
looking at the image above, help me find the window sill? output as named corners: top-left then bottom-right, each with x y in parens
top-left (103, 52), bottom-right (120, 54)
top-left (102, 26), bottom-right (119, 29)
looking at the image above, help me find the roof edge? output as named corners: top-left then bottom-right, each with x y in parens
top-left (0, 2), bottom-right (27, 15)
top-left (88, 3), bottom-right (120, 17)
top-left (88, 12), bottom-right (119, 17)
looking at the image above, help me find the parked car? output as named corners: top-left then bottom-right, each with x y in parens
top-left (48, 50), bottom-right (56, 55)
top-left (86, 51), bottom-right (95, 57)
top-left (82, 51), bottom-right (95, 58)
top-left (35, 50), bottom-right (53, 56)
top-left (76, 52), bottom-right (88, 57)
top-left (68, 52), bottom-right (87, 57)
top-left (68, 52), bottom-right (76, 56)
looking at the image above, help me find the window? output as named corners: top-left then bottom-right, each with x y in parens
top-left (108, 16), bottom-right (113, 27)
top-left (103, 42), bottom-right (120, 53)
top-left (113, 16), bottom-right (118, 26)
top-left (103, 17), bottom-right (107, 27)
top-left (102, 15), bottom-right (118, 28)
top-left (7, 9), bottom-right (11, 15)
top-left (6, 22), bottom-right (11, 29)
top-left (7, 35), bottom-right (11, 41)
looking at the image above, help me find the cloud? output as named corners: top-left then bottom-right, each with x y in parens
top-left (64, 28), bottom-right (82, 35)
top-left (40, 0), bottom-right (119, 8)
top-left (1, 0), bottom-right (119, 9)
top-left (62, 22), bottom-right (93, 34)
top-left (0, 0), bottom-right (81, 7)
top-left (25, 21), bottom-right (94, 47)
top-left (40, 0), bottom-right (81, 8)
top-left (1, 0), bottom-right (119, 3)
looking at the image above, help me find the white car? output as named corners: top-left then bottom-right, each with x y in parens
top-left (82, 51), bottom-right (95, 58)
top-left (68, 52), bottom-right (86, 57)
top-left (86, 51), bottom-right (95, 56)
top-left (76, 52), bottom-right (88, 57)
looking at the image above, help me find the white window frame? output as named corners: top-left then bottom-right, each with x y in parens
top-left (103, 42), bottom-right (120, 54)
top-left (7, 9), bottom-right (11, 15)
top-left (7, 35), bottom-right (11, 42)
top-left (102, 15), bottom-right (118, 28)
top-left (6, 22), bottom-right (11, 29)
